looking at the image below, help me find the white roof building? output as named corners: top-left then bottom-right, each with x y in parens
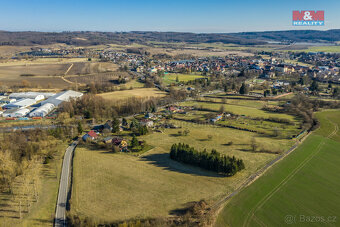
top-left (0, 98), bottom-right (16, 104)
top-left (9, 92), bottom-right (55, 101)
top-left (3, 98), bottom-right (36, 109)
top-left (3, 108), bottom-right (30, 118)
top-left (29, 103), bottom-right (55, 117)
top-left (41, 90), bottom-right (83, 107)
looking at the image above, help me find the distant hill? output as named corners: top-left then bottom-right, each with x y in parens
top-left (0, 31), bottom-right (265, 46)
top-left (229, 29), bottom-right (340, 43)
top-left (0, 30), bottom-right (339, 46)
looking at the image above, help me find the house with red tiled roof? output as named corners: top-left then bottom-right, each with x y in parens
top-left (82, 130), bottom-right (98, 141)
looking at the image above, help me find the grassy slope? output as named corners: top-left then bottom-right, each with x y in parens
top-left (98, 88), bottom-right (167, 101)
top-left (215, 110), bottom-right (340, 227)
top-left (71, 147), bottom-right (241, 222)
top-left (69, 94), bottom-right (302, 223)
top-left (179, 100), bottom-right (297, 121)
top-left (70, 114), bottom-right (301, 223)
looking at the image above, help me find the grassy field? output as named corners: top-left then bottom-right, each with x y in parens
top-left (162, 73), bottom-right (205, 85)
top-left (284, 59), bottom-right (313, 67)
top-left (215, 109), bottom-right (340, 227)
top-left (70, 116), bottom-right (301, 223)
top-left (98, 88), bottom-right (167, 101)
top-left (179, 100), bottom-right (297, 121)
top-left (118, 79), bottom-right (145, 89)
top-left (0, 60), bottom-right (117, 89)
top-left (0, 143), bottom-right (66, 227)
top-left (303, 46), bottom-right (340, 53)
top-left (0, 57), bottom-right (90, 67)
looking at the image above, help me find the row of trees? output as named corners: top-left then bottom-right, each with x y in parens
top-left (61, 93), bottom-right (181, 120)
top-left (170, 143), bottom-right (245, 176)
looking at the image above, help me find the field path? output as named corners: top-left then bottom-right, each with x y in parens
top-left (64, 63), bottom-right (74, 75)
top-left (271, 92), bottom-right (293, 99)
top-left (327, 116), bottom-right (339, 138)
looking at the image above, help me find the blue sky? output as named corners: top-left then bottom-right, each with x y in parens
top-left (0, 0), bottom-right (339, 33)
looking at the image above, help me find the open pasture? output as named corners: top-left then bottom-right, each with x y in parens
top-left (71, 117), bottom-right (296, 223)
top-left (162, 73), bottom-right (206, 85)
top-left (179, 100), bottom-right (296, 121)
top-left (216, 110), bottom-right (340, 227)
top-left (98, 88), bottom-right (167, 101)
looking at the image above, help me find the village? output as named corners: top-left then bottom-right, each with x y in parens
top-left (0, 6), bottom-right (340, 226)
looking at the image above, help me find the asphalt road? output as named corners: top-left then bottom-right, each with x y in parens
top-left (54, 141), bottom-right (78, 227)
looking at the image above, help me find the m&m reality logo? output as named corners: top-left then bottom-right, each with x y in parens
top-left (292, 10), bottom-right (324, 26)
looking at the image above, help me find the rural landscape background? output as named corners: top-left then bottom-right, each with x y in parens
top-left (0, 1), bottom-right (339, 227)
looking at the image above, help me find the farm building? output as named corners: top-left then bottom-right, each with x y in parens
top-left (144, 112), bottom-right (154, 119)
top-left (3, 98), bottom-right (36, 109)
top-left (140, 119), bottom-right (154, 127)
top-left (3, 108), bottom-right (30, 118)
top-left (41, 90), bottom-right (83, 107)
top-left (29, 103), bottom-right (55, 117)
top-left (82, 130), bottom-right (98, 141)
top-left (0, 98), bottom-right (16, 104)
top-left (9, 92), bottom-right (55, 101)
top-left (93, 121), bottom-right (113, 132)
top-left (210, 114), bottom-right (223, 123)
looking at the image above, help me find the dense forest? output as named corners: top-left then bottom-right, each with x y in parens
top-left (0, 31), bottom-right (264, 46)
top-left (170, 143), bottom-right (245, 176)
top-left (0, 30), bottom-right (339, 46)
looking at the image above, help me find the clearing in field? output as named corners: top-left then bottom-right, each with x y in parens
top-left (70, 115), bottom-right (300, 223)
top-left (162, 73), bottom-right (206, 85)
top-left (215, 109), bottom-right (340, 227)
top-left (98, 88), bottom-right (167, 101)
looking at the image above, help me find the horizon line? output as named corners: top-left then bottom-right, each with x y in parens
top-left (0, 28), bottom-right (338, 34)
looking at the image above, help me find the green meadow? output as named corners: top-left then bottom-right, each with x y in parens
top-left (215, 110), bottom-right (340, 227)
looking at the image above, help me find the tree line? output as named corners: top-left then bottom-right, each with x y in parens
top-left (170, 143), bottom-right (245, 176)
top-left (60, 92), bottom-right (186, 120)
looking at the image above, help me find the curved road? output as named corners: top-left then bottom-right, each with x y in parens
top-left (54, 141), bottom-right (78, 227)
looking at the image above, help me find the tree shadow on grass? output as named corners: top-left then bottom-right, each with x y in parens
top-left (169, 133), bottom-right (182, 137)
top-left (238, 148), bottom-right (280, 154)
top-left (32, 218), bottom-right (52, 224)
top-left (197, 138), bottom-right (209, 141)
top-left (169, 201), bottom-right (197, 216)
top-left (238, 148), bottom-right (254, 153)
top-left (140, 153), bottom-right (224, 178)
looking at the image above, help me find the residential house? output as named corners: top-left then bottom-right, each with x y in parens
top-left (140, 119), bottom-right (154, 127)
top-left (82, 130), bottom-right (98, 141)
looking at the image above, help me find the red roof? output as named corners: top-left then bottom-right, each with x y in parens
top-left (87, 130), bottom-right (98, 138)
